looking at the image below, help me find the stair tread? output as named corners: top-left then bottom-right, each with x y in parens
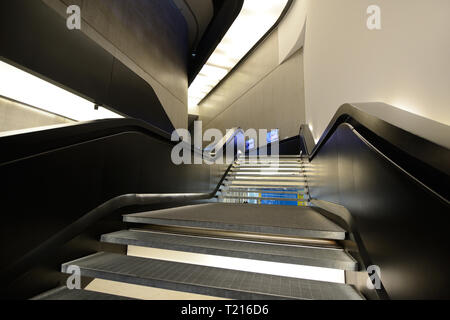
top-left (236, 164), bottom-right (302, 166)
top-left (225, 183), bottom-right (307, 188)
top-left (219, 195), bottom-right (308, 202)
top-left (62, 252), bottom-right (363, 300)
top-left (102, 230), bottom-right (357, 270)
top-left (123, 203), bottom-right (346, 240)
top-left (221, 188), bottom-right (306, 193)
top-left (242, 155), bottom-right (301, 158)
top-left (232, 169), bottom-right (303, 172)
top-left (228, 176), bottom-right (304, 180)
top-left (235, 162), bottom-right (302, 164)
top-left (219, 196), bottom-right (308, 202)
top-left (227, 180), bottom-right (306, 184)
top-left (32, 287), bottom-right (133, 300)
top-left (229, 173), bottom-right (302, 176)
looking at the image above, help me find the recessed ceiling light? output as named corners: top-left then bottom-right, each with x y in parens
top-left (0, 60), bottom-right (123, 122)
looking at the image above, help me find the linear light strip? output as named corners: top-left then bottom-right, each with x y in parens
top-left (0, 60), bottom-right (123, 122)
top-left (128, 246), bottom-right (345, 284)
top-left (188, 0), bottom-right (289, 113)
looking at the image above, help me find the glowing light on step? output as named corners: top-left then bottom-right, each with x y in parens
top-left (128, 246), bottom-right (345, 284)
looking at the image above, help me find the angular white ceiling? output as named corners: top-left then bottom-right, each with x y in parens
top-left (188, 0), bottom-right (289, 113)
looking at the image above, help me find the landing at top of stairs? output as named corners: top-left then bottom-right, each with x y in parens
top-left (124, 203), bottom-right (345, 240)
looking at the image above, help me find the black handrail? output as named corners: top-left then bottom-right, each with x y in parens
top-left (0, 118), bottom-right (243, 165)
top-left (1, 153), bottom-right (236, 285)
top-left (304, 103), bottom-right (450, 201)
top-left (300, 103), bottom-right (450, 299)
top-left (299, 124), bottom-right (315, 156)
top-left (0, 122), bottom-right (244, 285)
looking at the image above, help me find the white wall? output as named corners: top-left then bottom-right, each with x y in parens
top-left (304, 0), bottom-right (450, 141)
top-left (199, 27), bottom-right (306, 140)
top-left (204, 48), bottom-right (305, 139)
top-left (277, 0), bottom-right (307, 64)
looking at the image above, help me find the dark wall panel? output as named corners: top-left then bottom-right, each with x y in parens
top-left (247, 136), bottom-right (302, 156)
top-left (0, 0), bottom-right (112, 105)
top-left (0, 117), bottom-right (241, 299)
top-left (108, 60), bottom-right (175, 133)
top-left (188, 0), bottom-right (244, 83)
top-left (0, 132), bottom-right (211, 270)
top-left (0, 0), bottom-right (179, 133)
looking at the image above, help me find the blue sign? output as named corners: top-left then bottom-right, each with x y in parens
top-left (246, 139), bottom-right (255, 150)
top-left (267, 129), bottom-right (279, 144)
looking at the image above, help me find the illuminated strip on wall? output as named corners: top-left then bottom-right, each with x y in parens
top-left (188, 0), bottom-right (289, 113)
top-left (0, 60), bottom-right (123, 121)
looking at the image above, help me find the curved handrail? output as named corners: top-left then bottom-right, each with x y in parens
top-left (0, 149), bottom-right (238, 285)
top-left (302, 106), bottom-right (450, 299)
top-left (299, 124), bottom-right (315, 156)
top-left (0, 119), bottom-right (244, 284)
top-left (306, 103), bottom-right (450, 201)
top-left (0, 118), bottom-right (244, 165)
top-left (0, 118), bottom-right (170, 165)
top-left (204, 127), bottom-right (244, 158)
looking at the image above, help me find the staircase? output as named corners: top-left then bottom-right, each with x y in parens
top-left (218, 155), bottom-right (310, 206)
top-left (33, 155), bottom-right (364, 300)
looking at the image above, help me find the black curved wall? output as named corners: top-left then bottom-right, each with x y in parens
top-left (308, 123), bottom-right (450, 299)
top-left (188, 0), bottom-right (244, 83)
top-left (0, 119), bottom-right (220, 298)
top-left (246, 136), bottom-right (302, 156)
